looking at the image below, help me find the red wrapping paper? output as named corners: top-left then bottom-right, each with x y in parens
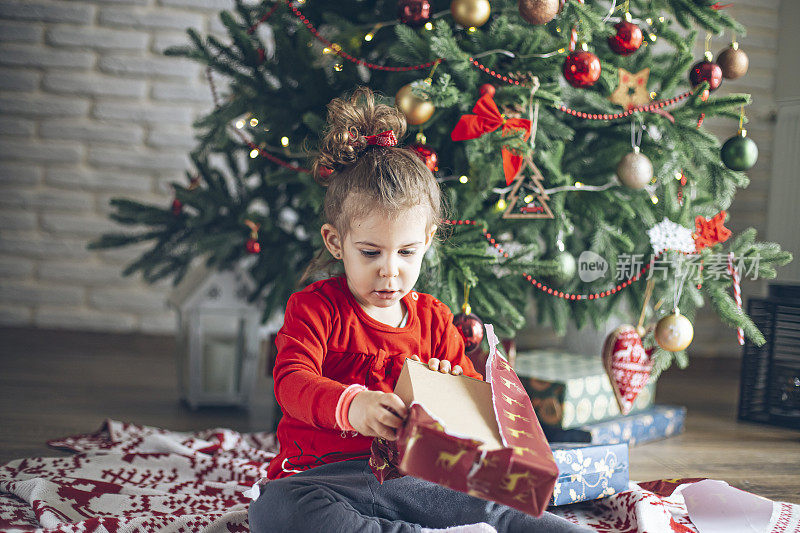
top-left (369, 326), bottom-right (558, 517)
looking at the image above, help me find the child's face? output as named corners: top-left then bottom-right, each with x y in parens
top-left (322, 206), bottom-right (435, 317)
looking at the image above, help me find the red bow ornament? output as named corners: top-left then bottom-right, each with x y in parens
top-left (450, 94), bottom-right (532, 185)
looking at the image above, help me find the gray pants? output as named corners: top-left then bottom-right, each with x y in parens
top-left (248, 459), bottom-right (590, 532)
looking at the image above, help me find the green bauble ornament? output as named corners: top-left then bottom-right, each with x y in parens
top-left (721, 130), bottom-right (758, 171)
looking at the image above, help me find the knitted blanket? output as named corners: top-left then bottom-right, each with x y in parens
top-left (0, 420), bottom-right (797, 532)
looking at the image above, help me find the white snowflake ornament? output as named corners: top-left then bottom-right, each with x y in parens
top-left (647, 217), bottom-right (695, 255)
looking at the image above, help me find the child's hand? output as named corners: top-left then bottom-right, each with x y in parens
top-left (348, 390), bottom-right (407, 441)
top-left (407, 354), bottom-right (463, 376)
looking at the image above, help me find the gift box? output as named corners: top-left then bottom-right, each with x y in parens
top-left (370, 326), bottom-right (558, 517)
top-left (549, 442), bottom-right (629, 506)
top-left (514, 350), bottom-right (656, 430)
top-left (543, 405), bottom-right (686, 446)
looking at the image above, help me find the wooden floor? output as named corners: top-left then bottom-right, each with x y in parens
top-left (1, 326), bottom-right (799, 504)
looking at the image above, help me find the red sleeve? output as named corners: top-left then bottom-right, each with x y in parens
top-left (430, 299), bottom-right (483, 380)
top-left (272, 290), bottom-right (345, 429)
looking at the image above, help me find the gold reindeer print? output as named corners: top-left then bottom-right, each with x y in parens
top-left (436, 449), bottom-right (467, 470)
top-left (497, 360), bottom-right (512, 371)
top-left (500, 377), bottom-right (524, 393)
top-left (512, 491), bottom-right (531, 504)
top-left (506, 427), bottom-right (533, 439)
top-left (503, 411), bottom-right (531, 423)
top-left (502, 393), bottom-right (523, 407)
top-left (500, 471), bottom-right (531, 492)
top-left (480, 455), bottom-right (499, 469)
top-left (512, 446), bottom-right (535, 457)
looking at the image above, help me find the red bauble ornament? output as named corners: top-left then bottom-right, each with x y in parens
top-left (397, 0), bottom-right (432, 27)
top-left (563, 50), bottom-right (601, 88)
top-left (245, 238), bottom-right (261, 254)
top-left (608, 21), bottom-right (642, 56)
top-left (479, 83), bottom-right (496, 97)
top-left (689, 60), bottom-right (722, 92)
top-left (408, 143), bottom-right (438, 172)
top-left (171, 198), bottom-right (182, 216)
top-left (453, 312), bottom-right (484, 354)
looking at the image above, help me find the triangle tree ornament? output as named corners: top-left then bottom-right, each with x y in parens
top-left (502, 156), bottom-right (554, 220)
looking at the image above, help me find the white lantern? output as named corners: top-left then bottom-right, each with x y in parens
top-left (169, 264), bottom-right (263, 409)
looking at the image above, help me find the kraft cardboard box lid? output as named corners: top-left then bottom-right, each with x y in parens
top-left (394, 359), bottom-right (504, 450)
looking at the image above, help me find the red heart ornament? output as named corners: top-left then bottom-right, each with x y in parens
top-left (602, 325), bottom-right (654, 415)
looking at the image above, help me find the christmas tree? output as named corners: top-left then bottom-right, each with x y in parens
top-left (91, 0), bottom-right (791, 374)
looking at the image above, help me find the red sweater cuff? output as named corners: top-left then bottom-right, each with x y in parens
top-left (335, 384), bottom-right (368, 431)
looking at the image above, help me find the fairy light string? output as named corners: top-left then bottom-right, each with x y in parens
top-left (445, 219), bottom-right (650, 300)
top-left (194, 3), bottom-right (740, 308)
top-left (238, 0), bottom-right (696, 122)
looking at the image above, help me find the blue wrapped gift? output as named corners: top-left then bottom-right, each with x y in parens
top-left (544, 405), bottom-right (686, 446)
top-left (549, 442), bottom-right (629, 506)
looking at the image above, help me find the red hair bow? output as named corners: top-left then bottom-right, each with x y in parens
top-left (450, 94), bottom-right (531, 185)
top-left (360, 130), bottom-right (398, 147)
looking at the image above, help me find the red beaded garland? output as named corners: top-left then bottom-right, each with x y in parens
top-left (447, 219), bottom-right (672, 301)
top-left (287, 2), bottom-right (437, 71)
top-left (558, 90), bottom-right (692, 120)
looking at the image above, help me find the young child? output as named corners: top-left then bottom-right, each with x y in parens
top-left (248, 87), bottom-right (588, 533)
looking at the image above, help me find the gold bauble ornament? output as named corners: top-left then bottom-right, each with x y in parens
top-left (616, 150), bottom-right (653, 189)
top-left (654, 309), bottom-right (694, 352)
top-left (717, 42), bottom-right (749, 80)
top-left (395, 83), bottom-right (435, 126)
top-left (518, 0), bottom-right (559, 25)
top-left (450, 0), bottom-right (491, 28)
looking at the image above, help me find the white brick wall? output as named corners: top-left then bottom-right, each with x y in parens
top-left (0, 0), bottom-right (228, 334)
top-left (0, 0), bottom-right (789, 356)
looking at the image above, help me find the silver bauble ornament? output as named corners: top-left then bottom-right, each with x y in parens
top-left (518, 0), bottom-right (559, 25)
top-left (616, 150), bottom-right (653, 189)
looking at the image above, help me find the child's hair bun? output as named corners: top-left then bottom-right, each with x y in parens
top-left (313, 86), bottom-right (407, 184)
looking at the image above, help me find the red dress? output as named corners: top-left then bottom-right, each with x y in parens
top-left (267, 276), bottom-right (482, 479)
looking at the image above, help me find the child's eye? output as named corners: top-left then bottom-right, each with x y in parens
top-left (360, 250), bottom-right (379, 257)
top-left (400, 249), bottom-right (416, 256)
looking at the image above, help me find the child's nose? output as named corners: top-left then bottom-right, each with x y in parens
top-left (379, 255), bottom-right (399, 278)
